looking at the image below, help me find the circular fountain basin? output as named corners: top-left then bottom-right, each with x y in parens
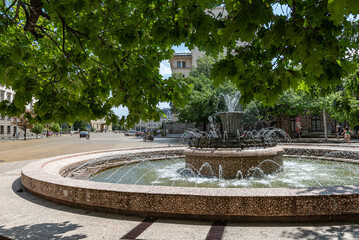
top-left (21, 146), bottom-right (359, 222)
top-left (184, 146), bottom-right (284, 179)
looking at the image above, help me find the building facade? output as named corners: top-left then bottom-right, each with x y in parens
top-left (0, 85), bottom-right (16, 140)
top-left (91, 119), bottom-right (112, 132)
top-left (169, 53), bottom-right (192, 78)
top-left (134, 108), bottom-right (175, 131)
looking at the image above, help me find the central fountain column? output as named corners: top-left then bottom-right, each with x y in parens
top-left (217, 112), bottom-right (244, 137)
top-left (184, 111), bottom-right (284, 179)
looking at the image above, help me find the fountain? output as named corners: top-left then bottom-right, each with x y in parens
top-left (184, 91), bottom-right (284, 179)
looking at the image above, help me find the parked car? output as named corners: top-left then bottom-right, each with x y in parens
top-left (80, 131), bottom-right (89, 138)
top-left (135, 131), bottom-right (145, 137)
top-left (124, 130), bottom-right (136, 136)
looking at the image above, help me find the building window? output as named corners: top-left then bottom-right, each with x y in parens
top-left (0, 126), bottom-right (4, 134)
top-left (7, 126), bottom-right (10, 134)
top-left (177, 61), bottom-right (181, 68)
top-left (0, 91), bottom-right (4, 101)
top-left (182, 61), bottom-right (186, 68)
top-left (311, 114), bottom-right (321, 131)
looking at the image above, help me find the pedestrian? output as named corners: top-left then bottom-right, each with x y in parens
top-left (342, 126), bottom-right (354, 145)
top-left (336, 124), bottom-right (341, 140)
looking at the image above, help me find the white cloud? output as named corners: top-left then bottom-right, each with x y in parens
top-left (160, 60), bottom-right (172, 76)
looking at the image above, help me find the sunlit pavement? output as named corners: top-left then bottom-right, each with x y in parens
top-left (1, 133), bottom-right (359, 239)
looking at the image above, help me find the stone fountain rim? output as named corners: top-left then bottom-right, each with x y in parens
top-left (20, 145), bottom-right (359, 222)
top-left (21, 146), bottom-right (359, 197)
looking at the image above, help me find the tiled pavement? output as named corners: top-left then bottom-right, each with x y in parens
top-left (2, 134), bottom-right (359, 239)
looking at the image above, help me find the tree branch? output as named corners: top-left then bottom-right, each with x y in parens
top-left (22, 0), bottom-right (44, 39)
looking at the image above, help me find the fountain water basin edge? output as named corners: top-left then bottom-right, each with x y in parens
top-left (21, 146), bottom-right (359, 222)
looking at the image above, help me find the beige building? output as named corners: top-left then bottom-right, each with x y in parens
top-left (91, 118), bottom-right (112, 132)
top-left (169, 53), bottom-right (192, 77)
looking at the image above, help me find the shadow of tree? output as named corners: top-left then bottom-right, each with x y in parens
top-left (0, 221), bottom-right (86, 240)
top-left (11, 177), bottom-right (143, 222)
top-left (294, 185), bottom-right (359, 195)
top-left (281, 225), bottom-right (359, 240)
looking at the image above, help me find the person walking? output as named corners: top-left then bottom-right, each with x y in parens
top-left (336, 124), bottom-right (341, 141)
top-left (342, 126), bottom-right (354, 145)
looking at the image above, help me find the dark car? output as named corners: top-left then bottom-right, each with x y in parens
top-left (80, 131), bottom-right (89, 138)
top-left (124, 130), bottom-right (136, 136)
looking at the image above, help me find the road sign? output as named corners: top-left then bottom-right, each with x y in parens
top-left (296, 116), bottom-right (301, 122)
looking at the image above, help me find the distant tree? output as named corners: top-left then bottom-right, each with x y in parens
top-left (31, 123), bottom-right (44, 139)
top-left (50, 123), bottom-right (61, 133)
top-left (326, 71), bottom-right (359, 127)
top-left (175, 56), bottom-right (238, 130)
top-left (240, 100), bottom-right (270, 130)
top-left (73, 121), bottom-right (87, 131)
top-left (11, 109), bottom-right (33, 140)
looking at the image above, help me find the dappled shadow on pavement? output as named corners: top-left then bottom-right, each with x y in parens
top-left (294, 185), bottom-right (359, 195)
top-left (11, 177), bottom-right (143, 222)
top-left (281, 224), bottom-right (359, 240)
top-left (0, 221), bottom-right (86, 240)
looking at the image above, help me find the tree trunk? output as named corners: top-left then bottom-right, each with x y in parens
top-left (203, 120), bottom-right (207, 131)
top-left (323, 109), bottom-right (327, 141)
top-left (24, 127), bottom-right (27, 140)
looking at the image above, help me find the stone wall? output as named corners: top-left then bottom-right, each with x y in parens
top-left (166, 122), bottom-right (196, 134)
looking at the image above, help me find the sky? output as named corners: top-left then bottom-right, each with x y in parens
top-left (112, 44), bottom-right (190, 117)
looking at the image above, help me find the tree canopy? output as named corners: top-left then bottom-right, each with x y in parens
top-left (30, 123), bottom-right (43, 138)
top-left (1, 0), bottom-right (358, 126)
top-left (326, 71), bottom-right (359, 127)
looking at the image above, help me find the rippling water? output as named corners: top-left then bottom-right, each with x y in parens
top-left (89, 158), bottom-right (359, 188)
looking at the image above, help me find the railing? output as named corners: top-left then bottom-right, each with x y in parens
top-left (173, 53), bottom-right (192, 56)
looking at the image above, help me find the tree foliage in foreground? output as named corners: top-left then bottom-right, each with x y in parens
top-left (0, 0), bottom-right (358, 126)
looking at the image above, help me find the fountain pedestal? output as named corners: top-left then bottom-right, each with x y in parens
top-left (184, 146), bottom-right (284, 179)
top-left (217, 112), bottom-right (244, 136)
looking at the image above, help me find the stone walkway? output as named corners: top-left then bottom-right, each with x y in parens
top-left (2, 134), bottom-right (359, 239)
